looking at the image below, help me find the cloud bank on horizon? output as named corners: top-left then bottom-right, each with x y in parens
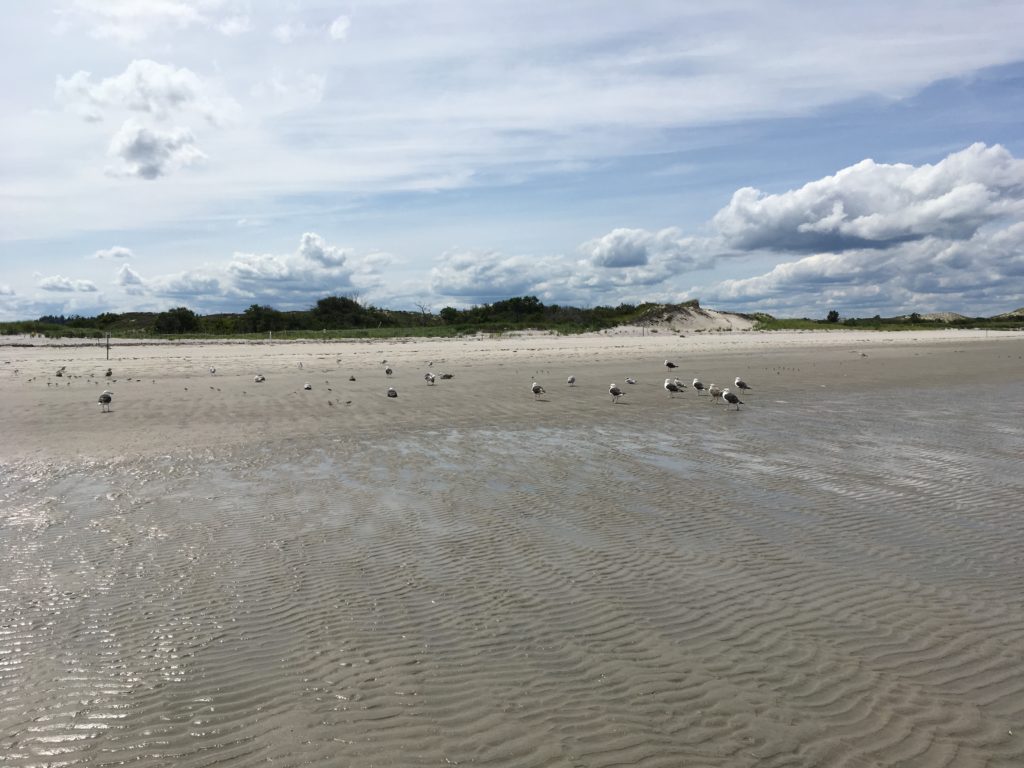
top-left (2, 0), bottom-right (1024, 321)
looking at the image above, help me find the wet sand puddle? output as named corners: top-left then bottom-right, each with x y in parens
top-left (2, 383), bottom-right (1023, 767)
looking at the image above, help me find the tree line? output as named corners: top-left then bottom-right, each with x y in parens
top-left (17, 295), bottom-right (650, 337)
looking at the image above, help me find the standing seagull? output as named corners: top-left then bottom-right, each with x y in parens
top-left (105, 368), bottom-right (112, 378)
top-left (531, 381), bottom-right (546, 400)
top-left (673, 377), bottom-right (687, 391)
top-left (609, 383), bottom-right (624, 403)
top-left (385, 366), bottom-right (393, 377)
top-left (664, 360), bottom-right (678, 370)
top-left (209, 366), bottom-right (216, 375)
top-left (734, 376), bottom-right (752, 393)
top-left (722, 388), bottom-right (744, 410)
top-left (303, 383), bottom-right (312, 390)
top-left (708, 383), bottom-right (724, 402)
top-left (98, 390), bottom-right (113, 412)
top-left (424, 372), bottom-right (436, 385)
top-left (664, 378), bottom-right (682, 398)
top-left (692, 377), bottom-right (706, 395)
top-left (567, 375), bottom-right (576, 387)
top-left (387, 386), bottom-right (398, 398)
top-left (254, 374), bottom-right (265, 383)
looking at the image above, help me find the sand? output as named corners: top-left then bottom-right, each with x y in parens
top-left (2, 329), bottom-right (1023, 766)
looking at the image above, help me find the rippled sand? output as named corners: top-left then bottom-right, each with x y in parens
top-left (2, 331), bottom-right (1023, 766)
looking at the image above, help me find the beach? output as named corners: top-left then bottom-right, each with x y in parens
top-left (2, 329), bottom-right (1023, 766)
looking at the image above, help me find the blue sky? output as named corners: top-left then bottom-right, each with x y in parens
top-left (2, 0), bottom-right (1024, 320)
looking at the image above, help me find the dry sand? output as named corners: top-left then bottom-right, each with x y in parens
top-left (2, 329), bottom-right (1023, 766)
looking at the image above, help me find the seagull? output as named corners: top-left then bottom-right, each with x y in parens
top-left (105, 368), bottom-right (112, 377)
top-left (424, 372), bottom-right (436, 385)
top-left (298, 362), bottom-right (303, 369)
top-left (348, 375), bottom-right (356, 381)
top-left (254, 374), bottom-right (265, 383)
top-left (98, 390), bottom-right (113, 412)
top-left (664, 360), bottom-right (678, 370)
top-left (708, 383), bottom-right (724, 402)
top-left (664, 378), bottom-right (682, 398)
top-left (439, 372), bottom-right (454, 380)
top-left (625, 376), bottom-right (637, 385)
top-left (722, 388), bottom-right (744, 410)
top-left (209, 366), bottom-right (216, 375)
top-left (531, 381), bottom-right (546, 400)
top-left (609, 383), bottom-right (624, 403)
top-left (567, 375), bottom-right (576, 387)
top-left (385, 367), bottom-right (393, 376)
top-left (673, 377), bottom-right (687, 390)
top-left (734, 376), bottom-right (752, 392)
top-left (303, 383), bottom-right (312, 390)
top-left (692, 377), bottom-right (706, 395)
top-left (387, 386), bottom-right (398, 398)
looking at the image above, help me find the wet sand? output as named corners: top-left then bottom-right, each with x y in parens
top-left (2, 330), bottom-right (1024, 766)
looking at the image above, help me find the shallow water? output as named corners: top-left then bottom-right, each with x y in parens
top-left (2, 384), bottom-right (1023, 767)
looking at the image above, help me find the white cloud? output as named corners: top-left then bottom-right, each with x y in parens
top-left (579, 227), bottom-right (712, 270)
top-left (0, 285), bottom-right (14, 296)
top-left (56, 59), bottom-right (234, 124)
top-left (39, 274), bottom-right (98, 292)
top-left (67, 0), bottom-right (205, 41)
top-left (106, 119), bottom-right (206, 179)
top-left (63, 0), bottom-right (249, 42)
top-left (329, 15), bottom-right (350, 41)
top-left (225, 233), bottom-right (380, 307)
top-left (701, 221), bottom-right (1024, 316)
top-left (217, 14), bottom-right (250, 36)
top-left (272, 21), bottom-right (310, 44)
top-left (712, 143), bottom-right (1024, 253)
top-left (429, 250), bottom-right (570, 303)
top-left (94, 246), bottom-right (135, 259)
top-left (115, 263), bottom-right (147, 294)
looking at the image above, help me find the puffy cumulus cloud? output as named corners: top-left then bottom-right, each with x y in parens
top-left (712, 143), bottom-right (1024, 253)
top-left (429, 250), bottom-right (570, 304)
top-left (63, 0), bottom-right (248, 42)
top-left (115, 262), bottom-right (223, 301)
top-left (428, 234), bottom-right (720, 308)
top-left (56, 59), bottom-right (233, 124)
top-left (329, 15), bottom-right (351, 41)
top-left (296, 232), bottom-right (347, 267)
top-left (149, 271), bottom-right (223, 298)
top-left (94, 246), bottom-right (135, 260)
top-left (226, 233), bottom-right (379, 307)
top-left (579, 227), bottom-right (714, 270)
top-left (564, 227), bottom-right (718, 301)
top-left (702, 222), bottom-right (1024, 316)
top-left (115, 263), bottom-right (147, 294)
top-left (39, 274), bottom-right (98, 292)
top-left (106, 120), bottom-right (206, 179)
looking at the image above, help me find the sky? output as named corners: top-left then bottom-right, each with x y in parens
top-left (2, 0), bottom-right (1024, 321)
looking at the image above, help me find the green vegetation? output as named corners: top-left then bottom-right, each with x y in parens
top-left (0, 295), bottom-right (656, 339)
top-left (2, 296), bottom-right (1020, 340)
top-left (753, 311), bottom-right (1024, 331)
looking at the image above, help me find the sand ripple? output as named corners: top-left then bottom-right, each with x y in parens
top-left (2, 384), bottom-right (1023, 766)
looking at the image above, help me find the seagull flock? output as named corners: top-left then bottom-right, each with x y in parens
top-left (77, 356), bottom-right (751, 413)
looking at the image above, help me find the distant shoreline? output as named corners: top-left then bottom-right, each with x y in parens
top-left (3, 325), bottom-right (1023, 349)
